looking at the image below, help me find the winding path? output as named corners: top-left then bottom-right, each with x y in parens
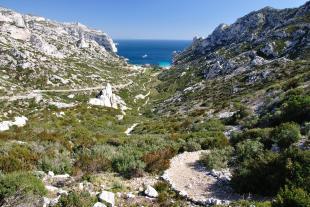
top-left (162, 151), bottom-right (240, 205)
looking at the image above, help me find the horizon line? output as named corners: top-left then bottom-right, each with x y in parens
top-left (114, 38), bottom-right (193, 41)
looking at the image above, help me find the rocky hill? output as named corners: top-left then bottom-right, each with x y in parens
top-left (156, 1), bottom-right (309, 118)
top-left (0, 7), bottom-right (128, 96)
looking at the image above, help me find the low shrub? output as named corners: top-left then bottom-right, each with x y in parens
top-left (74, 149), bottom-right (111, 174)
top-left (0, 172), bottom-right (46, 204)
top-left (56, 191), bottom-right (96, 207)
top-left (39, 147), bottom-right (72, 174)
top-left (273, 187), bottom-right (310, 207)
top-left (0, 144), bottom-right (39, 173)
top-left (112, 150), bottom-right (145, 178)
top-left (231, 147), bottom-right (310, 196)
top-left (281, 147), bottom-right (310, 192)
top-left (231, 151), bottom-right (284, 196)
top-left (142, 147), bottom-right (176, 173)
top-left (230, 128), bottom-right (271, 146)
top-left (185, 131), bottom-right (229, 150)
top-left (223, 200), bottom-right (271, 207)
top-left (234, 140), bottom-right (264, 164)
top-left (224, 105), bottom-right (252, 125)
top-left (271, 122), bottom-right (301, 149)
top-left (200, 146), bottom-right (233, 170)
top-left (181, 140), bottom-right (201, 152)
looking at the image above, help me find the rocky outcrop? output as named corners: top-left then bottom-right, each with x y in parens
top-left (89, 83), bottom-right (127, 113)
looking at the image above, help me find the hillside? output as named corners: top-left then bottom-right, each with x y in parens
top-left (156, 2), bottom-right (309, 118)
top-left (0, 2), bottom-right (309, 207)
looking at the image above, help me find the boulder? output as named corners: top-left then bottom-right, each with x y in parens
top-left (144, 185), bottom-right (158, 198)
top-left (98, 191), bottom-right (115, 207)
top-left (93, 202), bottom-right (107, 207)
top-left (89, 83), bottom-right (127, 112)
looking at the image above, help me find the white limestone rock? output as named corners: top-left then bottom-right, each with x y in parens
top-left (144, 185), bottom-right (158, 198)
top-left (89, 83), bottom-right (127, 111)
top-left (98, 191), bottom-right (115, 207)
top-left (49, 101), bottom-right (76, 109)
top-left (0, 116), bottom-right (28, 132)
top-left (93, 202), bottom-right (107, 207)
top-left (30, 34), bottom-right (64, 58)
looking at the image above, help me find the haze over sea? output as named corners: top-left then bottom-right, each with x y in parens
top-left (116, 40), bottom-right (191, 68)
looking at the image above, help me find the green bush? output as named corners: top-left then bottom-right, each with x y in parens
top-left (0, 172), bottom-right (46, 203)
top-left (74, 149), bottom-right (111, 174)
top-left (56, 191), bottom-right (96, 207)
top-left (230, 128), bottom-right (271, 146)
top-left (271, 122), bottom-right (301, 149)
top-left (193, 119), bottom-right (225, 132)
top-left (224, 105), bottom-right (252, 125)
top-left (184, 131), bottom-right (229, 150)
top-left (235, 140), bottom-right (264, 164)
top-left (112, 150), bottom-right (145, 178)
top-left (39, 147), bottom-right (72, 174)
top-left (273, 187), bottom-right (310, 207)
top-left (222, 200), bottom-right (271, 207)
top-left (231, 151), bottom-right (284, 196)
top-left (182, 140), bottom-right (201, 152)
top-left (281, 148), bottom-right (310, 192)
top-left (231, 147), bottom-right (310, 196)
top-left (200, 146), bottom-right (233, 170)
top-left (258, 93), bottom-right (310, 127)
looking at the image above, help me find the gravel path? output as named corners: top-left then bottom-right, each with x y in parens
top-left (0, 81), bottom-right (134, 101)
top-left (163, 150), bottom-right (239, 204)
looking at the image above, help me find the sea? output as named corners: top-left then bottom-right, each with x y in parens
top-left (115, 40), bottom-right (191, 68)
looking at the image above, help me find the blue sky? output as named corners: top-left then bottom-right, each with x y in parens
top-left (0, 0), bottom-right (307, 40)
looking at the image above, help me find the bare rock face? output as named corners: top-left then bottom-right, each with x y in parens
top-left (30, 34), bottom-right (64, 58)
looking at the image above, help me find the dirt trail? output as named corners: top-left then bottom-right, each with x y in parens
top-left (0, 81), bottom-right (133, 101)
top-left (162, 150), bottom-right (239, 205)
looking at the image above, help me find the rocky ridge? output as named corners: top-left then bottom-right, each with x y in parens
top-left (157, 2), bottom-right (309, 117)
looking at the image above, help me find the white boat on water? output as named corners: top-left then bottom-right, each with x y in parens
top-left (142, 54), bottom-right (148, 58)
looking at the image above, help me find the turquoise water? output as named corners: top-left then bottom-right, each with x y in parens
top-left (116, 40), bottom-right (191, 67)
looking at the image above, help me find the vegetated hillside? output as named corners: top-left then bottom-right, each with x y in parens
top-left (140, 2), bottom-right (309, 206)
top-left (0, 3), bottom-right (309, 207)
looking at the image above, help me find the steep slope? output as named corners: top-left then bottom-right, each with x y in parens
top-left (0, 6), bottom-right (125, 96)
top-left (155, 2), bottom-right (309, 118)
